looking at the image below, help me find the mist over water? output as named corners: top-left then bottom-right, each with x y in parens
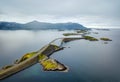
top-left (0, 29), bottom-right (120, 82)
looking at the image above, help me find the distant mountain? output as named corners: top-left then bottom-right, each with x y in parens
top-left (0, 21), bottom-right (88, 30)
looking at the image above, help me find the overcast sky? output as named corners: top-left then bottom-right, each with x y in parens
top-left (0, 0), bottom-right (120, 28)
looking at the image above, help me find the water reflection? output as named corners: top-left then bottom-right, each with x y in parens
top-left (0, 29), bottom-right (120, 82)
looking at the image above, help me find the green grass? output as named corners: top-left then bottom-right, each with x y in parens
top-left (76, 30), bottom-right (87, 33)
top-left (52, 44), bottom-right (60, 50)
top-left (19, 44), bottom-right (60, 63)
top-left (83, 36), bottom-right (98, 41)
top-left (38, 54), bottom-right (48, 61)
top-left (100, 38), bottom-right (112, 41)
top-left (2, 65), bottom-right (13, 70)
top-left (19, 52), bottom-right (37, 62)
top-left (41, 59), bottom-right (58, 70)
top-left (63, 33), bottom-right (80, 36)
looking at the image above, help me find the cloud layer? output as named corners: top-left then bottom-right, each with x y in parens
top-left (0, 0), bottom-right (120, 28)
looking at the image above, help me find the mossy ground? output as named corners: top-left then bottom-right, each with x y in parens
top-left (52, 44), bottom-right (60, 50)
top-left (76, 30), bottom-right (87, 33)
top-left (19, 52), bottom-right (37, 62)
top-left (63, 33), bottom-right (80, 36)
top-left (83, 36), bottom-right (98, 41)
top-left (2, 65), bottom-right (13, 70)
top-left (18, 44), bottom-right (60, 63)
top-left (100, 37), bottom-right (112, 41)
top-left (40, 58), bottom-right (67, 71)
top-left (41, 59), bottom-right (58, 70)
top-left (38, 54), bottom-right (48, 61)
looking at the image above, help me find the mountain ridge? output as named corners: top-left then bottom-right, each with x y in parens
top-left (0, 20), bottom-right (88, 30)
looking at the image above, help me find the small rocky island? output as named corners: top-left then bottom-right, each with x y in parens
top-left (100, 37), bottom-right (112, 41)
top-left (63, 33), bottom-right (81, 36)
top-left (0, 43), bottom-right (68, 79)
top-left (83, 36), bottom-right (98, 41)
top-left (40, 58), bottom-right (67, 71)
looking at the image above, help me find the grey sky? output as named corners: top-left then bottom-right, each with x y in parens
top-left (0, 0), bottom-right (120, 28)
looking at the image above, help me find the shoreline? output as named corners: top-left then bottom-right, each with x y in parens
top-left (0, 37), bottom-right (81, 79)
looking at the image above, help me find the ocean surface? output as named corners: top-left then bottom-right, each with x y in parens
top-left (0, 29), bottom-right (120, 82)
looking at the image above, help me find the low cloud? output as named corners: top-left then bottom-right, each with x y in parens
top-left (0, 0), bottom-right (120, 28)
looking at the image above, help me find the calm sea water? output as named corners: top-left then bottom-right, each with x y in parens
top-left (0, 29), bottom-right (120, 82)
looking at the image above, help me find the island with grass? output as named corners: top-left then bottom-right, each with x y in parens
top-left (63, 33), bottom-right (81, 36)
top-left (100, 37), bottom-right (112, 41)
top-left (83, 36), bottom-right (98, 41)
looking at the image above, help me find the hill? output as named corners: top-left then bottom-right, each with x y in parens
top-left (0, 21), bottom-right (87, 30)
